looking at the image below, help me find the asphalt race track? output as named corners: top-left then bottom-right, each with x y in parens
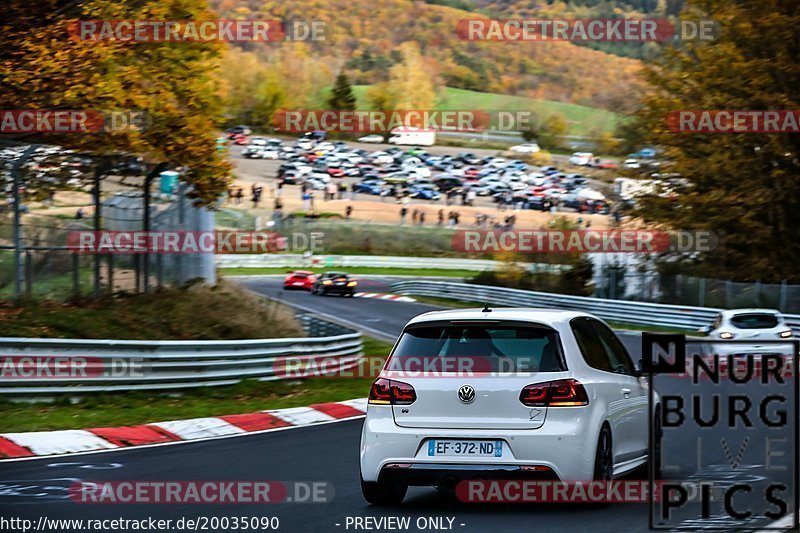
top-left (0, 276), bottom-right (795, 532)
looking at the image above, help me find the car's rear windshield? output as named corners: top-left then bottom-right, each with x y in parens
top-left (730, 313), bottom-right (779, 329)
top-left (387, 322), bottom-right (565, 373)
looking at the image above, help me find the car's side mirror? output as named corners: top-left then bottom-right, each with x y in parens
top-left (635, 358), bottom-right (644, 378)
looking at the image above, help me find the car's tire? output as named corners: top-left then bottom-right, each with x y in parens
top-left (360, 477), bottom-right (407, 506)
top-left (593, 424), bottom-right (613, 481)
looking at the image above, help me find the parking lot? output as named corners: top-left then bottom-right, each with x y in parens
top-left (227, 134), bottom-right (620, 229)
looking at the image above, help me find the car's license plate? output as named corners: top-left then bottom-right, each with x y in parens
top-left (427, 440), bottom-right (502, 457)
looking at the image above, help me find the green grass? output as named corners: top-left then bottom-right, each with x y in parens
top-left (0, 336), bottom-right (394, 432)
top-left (352, 86), bottom-right (618, 136)
top-left (0, 281), bottom-right (302, 340)
top-left (215, 208), bottom-right (257, 230)
top-left (220, 266), bottom-right (477, 278)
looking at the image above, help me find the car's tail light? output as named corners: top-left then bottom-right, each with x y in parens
top-left (520, 379), bottom-right (589, 407)
top-left (369, 377), bottom-right (416, 405)
top-left (779, 330), bottom-right (793, 338)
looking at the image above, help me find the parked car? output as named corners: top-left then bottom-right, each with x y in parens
top-left (358, 134), bottom-right (385, 143)
top-left (510, 143), bottom-right (541, 154)
top-left (569, 152), bottom-right (595, 166)
top-left (408, 184), bottom-right (441, 201)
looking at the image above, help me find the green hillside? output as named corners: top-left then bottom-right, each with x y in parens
top-left (352, 86), bottom-right (618, 136)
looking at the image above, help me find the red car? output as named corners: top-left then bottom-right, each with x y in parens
top-left (283, 270), bottom-right (316, 291)
top-left (326, 167), bottom-right (345, 178)
top-left (232, 134), bottom-right (249, 145)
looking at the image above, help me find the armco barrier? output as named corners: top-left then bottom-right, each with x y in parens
top-left (0, 313), bottom-right (362, 395)
top-left (390, 280), bottom-right (800, 334)
top-left (217, 254), bottom-right (524, 272)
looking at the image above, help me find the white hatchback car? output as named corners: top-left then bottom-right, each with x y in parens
top-left (360, 308), bottom-right (659, 505)
top-left (700, 308), bottom-right (795, 355)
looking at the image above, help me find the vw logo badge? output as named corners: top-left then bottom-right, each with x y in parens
top-left (458, 384), bottom-right (475, 404)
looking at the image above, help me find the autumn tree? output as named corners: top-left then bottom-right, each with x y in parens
top-left (0, 0), bottom-right (231, 205)
top-left (629, 0), bottom-right (800, 282)
top-left (388, 42), bottom-right (437, 110)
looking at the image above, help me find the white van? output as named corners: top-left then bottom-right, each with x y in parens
top-left (388, 127), bottom-right (436, 147)
top-left (569, 152), bottom-right (595, 166)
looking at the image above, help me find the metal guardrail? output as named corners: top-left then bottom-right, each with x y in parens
top-left (390, 280), bottom-right (800, 334)
top-left (0, 313), bottom-right (363, 395)
top-left (216, 254), bottom-right (566, 273)
top-left (216, 254), bottom-right (504, 271)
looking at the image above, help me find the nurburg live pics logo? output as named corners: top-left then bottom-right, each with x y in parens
top-left (642, 333), bottom-right (799, 530)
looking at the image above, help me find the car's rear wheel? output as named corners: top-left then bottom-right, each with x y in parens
top-left (593, 424), bottom-right (613, 481)
top-left (360, 477), bottom-right (407, 506)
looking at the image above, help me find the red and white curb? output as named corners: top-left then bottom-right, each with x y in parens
top-left (354, 292), bottom-right (416, 302)
top-left (0, 398), bottom-right (367, 460)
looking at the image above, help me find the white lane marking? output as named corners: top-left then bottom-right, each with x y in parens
top-left (338, 398), bottom-right (368, 412)
top-left (1, 430), bottom-right (118, 456)
top-left (152, 417), bottom-right (246, 440)
top-left (0, 414), bottom-right (366, 463)
top-left (268, 406), bottom-right (334, 425)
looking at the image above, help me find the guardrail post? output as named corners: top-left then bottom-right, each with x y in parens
top-left (134, 254), bottom-right (141, 293)
top-left (107, 253), bottom-right (114, 294)
top-left (72, 252), bottom-right (80, 297)
top-left (24, 250), bottom-right (32, 298)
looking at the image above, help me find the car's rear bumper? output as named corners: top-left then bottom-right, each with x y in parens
top-left (378, 463), bottom-right (558, 487)
top-left (360, 406), bottom-right (598, 484)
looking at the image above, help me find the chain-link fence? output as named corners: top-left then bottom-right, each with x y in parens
top-left (0, 143), bottom-right (215, 300)
top-left (593, 261), bottom-right (800, 314)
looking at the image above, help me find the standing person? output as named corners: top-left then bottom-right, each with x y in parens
top-left (466, 189), bottom-right (476, 207)
top-left (309, 191), bottom-right (316, 211)
top-left (236, 187), bottom-right (244, 205)
top-left (338, 181), bottom-right (347, 200)
top-left (327, 181), bottom-right (336, 201)
top-left (302, 191), bottom-right (311, 211)
top-left (437, 209), bottom-right (444, 226)
top-left (400, 206), bottom-right (408, 225)
top-left (419, 211), bottom-right (426, 226)
top-left (350, 183), bottom-right (357, 201)
top-left (453, 210), bottom-right (461, 227)
top-left (345, 205), bottom-right (353, 219)
top-left (276, 180), bottom-right (283, 198)
top-left (412, 209), bottom-right (419, 225)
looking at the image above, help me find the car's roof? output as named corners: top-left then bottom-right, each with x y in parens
top-left (406, 307), bottom-right (596, 328)
top-left (291, 270), bottom-right (314, 275)
top-left (720, 308), bottom-right (781, 317)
